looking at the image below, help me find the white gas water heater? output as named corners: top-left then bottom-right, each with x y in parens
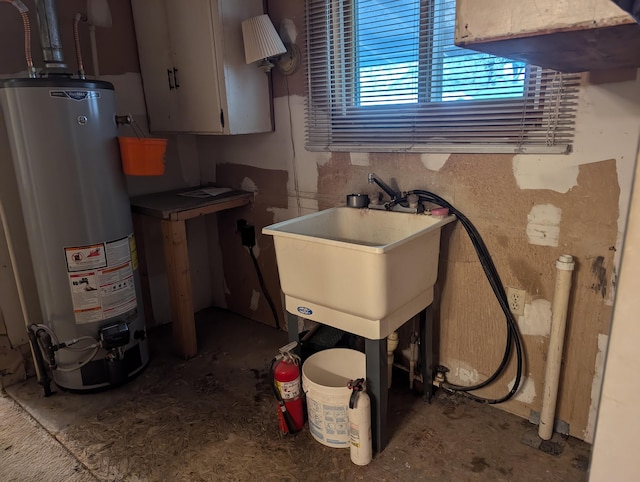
top-left (0, 0), bottom-right (149, 393)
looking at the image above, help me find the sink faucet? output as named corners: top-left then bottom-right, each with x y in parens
top-left (368, 173), bottom-right (400, 201)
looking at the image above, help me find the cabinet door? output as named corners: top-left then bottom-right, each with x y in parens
top-left (165, 0), bottom-right (223, 133)
top-left (131, 0), bottom-right (180, 132)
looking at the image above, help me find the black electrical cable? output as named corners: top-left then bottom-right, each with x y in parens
top-left (404, 190), bottom-right (524, 404)
top-left (249, 245), bottom-right (280, 329)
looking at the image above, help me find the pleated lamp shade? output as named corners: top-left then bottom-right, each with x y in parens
top-left (241, 14), bottom-right (287, 65)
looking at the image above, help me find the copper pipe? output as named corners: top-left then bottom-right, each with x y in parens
top-left (1, 0), bottom-right (36, 77)
top-left (73, 12), bottom-right (86, 79)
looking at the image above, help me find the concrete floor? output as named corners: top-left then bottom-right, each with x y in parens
top-left (4, 308), bottom-right (591, 481)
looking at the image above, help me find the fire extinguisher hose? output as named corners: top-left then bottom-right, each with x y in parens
top-left (269, 357), bottom-right (299, 434)
top-left (348, 378), bottom-right (365, 408)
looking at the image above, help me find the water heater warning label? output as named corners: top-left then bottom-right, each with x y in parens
top-left (65, 243), bottom-right (107, 272)
top-left (66, 236), bottom-right (137, 324)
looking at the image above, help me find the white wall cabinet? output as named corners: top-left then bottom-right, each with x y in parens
top-left (131, 0), bottom-right (273, 134)
top-left (455, 0), bottom-right (640, 72)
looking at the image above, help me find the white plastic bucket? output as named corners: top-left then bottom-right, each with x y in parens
top-left (302, 348), bottom-right (366, 448)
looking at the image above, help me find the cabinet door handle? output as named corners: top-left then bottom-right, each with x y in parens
top-left (173, 68), bottom-right (180, 89)
top-left (167, 69), bottom-right (174, 90)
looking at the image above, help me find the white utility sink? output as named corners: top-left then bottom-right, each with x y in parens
top-left (263, 207), bottom-right (455, 339)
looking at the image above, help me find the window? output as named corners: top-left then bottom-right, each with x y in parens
top-left (306, 0), bottom-right (580, 153)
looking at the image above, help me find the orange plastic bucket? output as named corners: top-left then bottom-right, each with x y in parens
top-left (118, 137), bottom-right (167, 176)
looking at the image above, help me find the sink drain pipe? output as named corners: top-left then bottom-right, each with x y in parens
top-left (538, 255), bottom-right (575, 440)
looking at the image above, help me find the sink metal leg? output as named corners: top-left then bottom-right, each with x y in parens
top-left (287, 312), bottom-right (299, 344)
top-left (420, 305), bottom-right (434, 402)
top-left (365, 337), bottom-right (388, 453)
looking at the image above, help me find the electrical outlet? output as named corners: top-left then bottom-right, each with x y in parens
top-left (241, 224), bottom-right (256, 247)
top-left (507, 287), bottom-right (526, 316)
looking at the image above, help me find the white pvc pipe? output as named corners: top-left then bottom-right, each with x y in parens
top-left (0, 200), bottom-right (47, 382)
top-left (0, 200), bottom-right (31, 330)
top-left (87, 0), bottom-right (113, 78)
top-left (539, 254), bottom-right (575, 440)
top-left (387, 331), bottom-right (398, 389)
top-left (89, 25), bottom-right (99, 77)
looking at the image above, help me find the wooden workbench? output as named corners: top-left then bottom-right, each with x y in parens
top-left (130, 186), bottom-right (253, 358)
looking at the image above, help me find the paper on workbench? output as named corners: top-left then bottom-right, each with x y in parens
top-left (178, 187), bottom-right (233, 198)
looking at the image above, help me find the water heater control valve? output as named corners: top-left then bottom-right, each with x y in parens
top-left (99, 322), bottom-right (130, 350)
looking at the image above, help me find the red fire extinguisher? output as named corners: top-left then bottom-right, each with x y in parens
top-left (270, 342), bottom-right (304, 434)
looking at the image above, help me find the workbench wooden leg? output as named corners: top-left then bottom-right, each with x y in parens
top-left (365, 337), bottom-right (388, 454)
top-left (161, 219), bottom-right (197, 359)
top-left (420, 305), bottom-right (434, 402)
top-left (132, 213), bottom-right (156, 330)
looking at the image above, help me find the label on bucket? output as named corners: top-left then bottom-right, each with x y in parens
top-left (297, 306), bottom-right (313, 316)
top-left (307, 397), bottom-right (349, 447)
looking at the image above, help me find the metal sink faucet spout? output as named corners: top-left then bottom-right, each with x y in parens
top-left (368, 172), bottom-right (400, 201)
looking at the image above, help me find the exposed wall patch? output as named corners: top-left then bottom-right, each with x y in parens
top-left (267, 207), bottom-right (293, 224)
top-left (249, 289), bottom-right (261, 311)
top-left (508, 374), bottom-right (536, 404)
top-left (420, 153), bottom-right (450, 171)
top-left (519, 299), bottom-right (552, 336)
top-left (267, 195), bottom-right (319, 224)
top-left (350, 153), bottom-right (370, 166)
top-left (512, 157), bottom-right (579, 193)
top-left (526, 204), bottom-right (562, 247)
top-left (584, 333), bottom-right (608, 443)
top-left (449, 359), bottom-right (480, 384)
top-left (240, 177), bottom-right (258, 193)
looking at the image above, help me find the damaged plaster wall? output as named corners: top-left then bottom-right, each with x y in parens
top-left (198, 0), bottom-right (640, 441)
top-left (208, 82), bottom-right (640, 444)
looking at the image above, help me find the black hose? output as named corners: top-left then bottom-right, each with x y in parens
top-left (249, 245), bottom-right (280, 329)
top-left (269, 357), bottom-right (299, 434)
top-left (406, 190), bottom-right (524, 404)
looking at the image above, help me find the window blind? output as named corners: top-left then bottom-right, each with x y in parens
top-left (306, 0), bottom-right (581, 154)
